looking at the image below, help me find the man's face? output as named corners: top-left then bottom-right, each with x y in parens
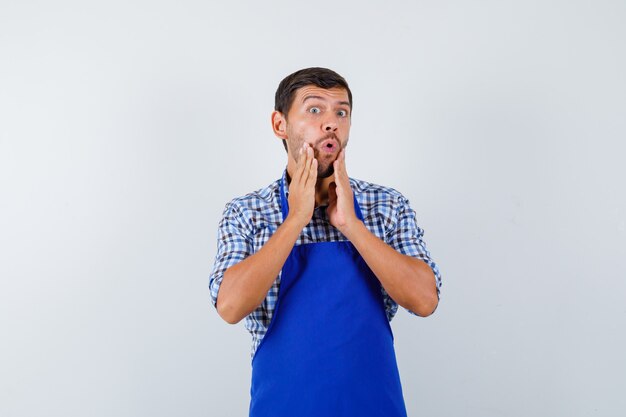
top-left (283, 86), bottom-right (351, 178)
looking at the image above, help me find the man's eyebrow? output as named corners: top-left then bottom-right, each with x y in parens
top-left (302, 95), bottom-right (351, 107)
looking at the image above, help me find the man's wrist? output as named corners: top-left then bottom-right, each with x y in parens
top-left (341, 217), bottom-right (366, 241)
top-left (283, 213), bottom-right (308, 233)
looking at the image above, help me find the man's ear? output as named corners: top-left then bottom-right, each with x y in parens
top-left (271, 111), bottom-right (288, 140)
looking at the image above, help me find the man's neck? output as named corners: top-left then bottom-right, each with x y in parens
top-left (285, 166), bottom-right (335, 207)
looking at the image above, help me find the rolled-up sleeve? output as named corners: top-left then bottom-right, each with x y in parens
top-left (385, 194), bottom-right (442, 316)
top-left (208, 200), bottom-right (254, 309)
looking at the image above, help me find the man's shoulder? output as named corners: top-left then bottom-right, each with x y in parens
top-left (349, 177), bottom-right (407, 204)
top-left (222, 178), bottom-right (281, 214)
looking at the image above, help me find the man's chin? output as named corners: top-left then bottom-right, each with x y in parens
top-left (317, 164), bottom-right (335, 179)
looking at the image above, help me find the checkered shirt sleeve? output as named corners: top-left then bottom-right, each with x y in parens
top-left (382, 194), bottom-right (443, 318)
top-left (208, 200), bottom-right (254, 309)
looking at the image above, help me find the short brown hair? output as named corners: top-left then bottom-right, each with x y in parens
top-left (275, 67), bottom-right (353, 152)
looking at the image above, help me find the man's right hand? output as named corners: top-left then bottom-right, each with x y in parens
top-left (216, 143), bottom-right (318, 324)
top-left (287, 143), bottom-right (318, 228)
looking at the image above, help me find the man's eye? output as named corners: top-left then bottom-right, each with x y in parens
top-left (309, 107), bottom-right (321, 114)
top-left (337, 110), bottom-right (348, 117)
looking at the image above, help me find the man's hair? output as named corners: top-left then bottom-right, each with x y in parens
top-left (275, 67), bottom-right (352, 152)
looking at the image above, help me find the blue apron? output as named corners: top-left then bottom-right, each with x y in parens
top-left (249, 177), bottom-right (407, 417)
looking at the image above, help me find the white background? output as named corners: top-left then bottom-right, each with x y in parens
top-left (1, 1), bottom-right (625, 416)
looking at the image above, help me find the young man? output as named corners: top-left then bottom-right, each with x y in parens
top-left (209, 67), bottom-right (442, 417)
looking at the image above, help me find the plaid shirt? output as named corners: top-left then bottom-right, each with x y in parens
top-left (209, 169), bottom-right (442, 358)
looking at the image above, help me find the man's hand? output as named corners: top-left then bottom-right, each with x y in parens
top-left (287, 143), bottom-right (318, 228)
top-left (327, 148), bottom-right (439, 316)
top-left (216, 143), bottom-right (317, 324)
top-left (327, 149), bottom-right (360, 235)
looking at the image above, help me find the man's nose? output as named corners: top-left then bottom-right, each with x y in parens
top-left (323, 117), bottom-right (338, 132)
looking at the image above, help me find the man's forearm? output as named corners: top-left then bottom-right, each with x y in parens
top-left (343, 221), bottom-right (439, 317)
top-left (216, 217), bottom-right (303, 324)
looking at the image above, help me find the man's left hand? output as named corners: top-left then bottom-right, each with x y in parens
top-left (327, 149), bottom-right (360, 235)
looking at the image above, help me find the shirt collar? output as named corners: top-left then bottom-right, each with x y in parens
top-left (281, 168), bottom-right (290, 198)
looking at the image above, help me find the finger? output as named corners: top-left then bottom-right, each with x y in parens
top-left (300, 145), bottom-right (313, 184)
top-left (338, 149), bottom-right (346, 173)
top-left (333, 159), bottom-right (341, 184)
top-left (333, 158), bottom-right (345, 186)
top-left (295, 144), bottom-right (306, 176)
top-left (305, 157), bottom-right (317, 188)
top-left (333, 162), bottom-right (350, 198)
top-left (336, 150), bottom-right (348, 184)
top-left (295, 143), bottom-right (309, 183)
top-left (328, 182), bottom-right (337, 206)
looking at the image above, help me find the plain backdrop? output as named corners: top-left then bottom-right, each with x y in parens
top-left (1, 1), bottom-right (625, 416)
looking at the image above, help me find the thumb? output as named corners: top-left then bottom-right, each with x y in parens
top-left (328, 182), bottom-right (337, 206)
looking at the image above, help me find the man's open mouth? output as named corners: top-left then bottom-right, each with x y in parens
top-left (319, 138), bottom-right (339, 154)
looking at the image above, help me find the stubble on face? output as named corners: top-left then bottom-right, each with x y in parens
top-left (288, 133), bottom-right (347, 179)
